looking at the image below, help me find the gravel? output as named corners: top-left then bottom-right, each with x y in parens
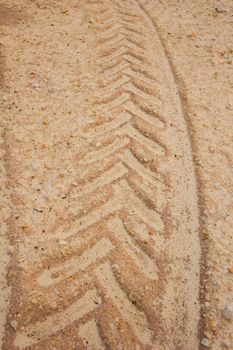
top-left (222, 303), bottom-right (233, 321)
top-left (201, 338), bottom-right (211, 347)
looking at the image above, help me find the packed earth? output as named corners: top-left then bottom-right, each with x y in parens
top-left (0, 1), bottom-right (232, 349)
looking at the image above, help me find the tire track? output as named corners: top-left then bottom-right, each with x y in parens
top-left (14, 289), bottom-right (102, 350)
top-left (3, 0), bottom-right (200, 348)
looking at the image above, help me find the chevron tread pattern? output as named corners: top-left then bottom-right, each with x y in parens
top-left (4, 0), bottom-right (200, 349)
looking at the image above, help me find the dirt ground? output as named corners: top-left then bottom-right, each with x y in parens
top-left (0, 0), bottom-right (232, 349)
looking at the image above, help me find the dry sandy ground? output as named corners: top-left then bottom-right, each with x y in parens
top-left (0, 0), bottom-right (232, 349)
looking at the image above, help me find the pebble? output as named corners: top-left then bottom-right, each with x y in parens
top-left (10, 320), bottom-right (18, 331)
top-left (31, 298), bottom-right (38, 305)
top-left (214, 282), bottom-right (221, 289)
top-left (210, 320), bottom-right (217, 329)
top-left (58, 239), bottom-right (68, 246)
top-left (222, 303), bottom-right (233, 321)
top-left (221, 339), bottom-right (230, 348)
top-left (201, 338), bottom-right (211, 347)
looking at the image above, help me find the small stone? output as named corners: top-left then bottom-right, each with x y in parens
top-left (10, 320), bottom-right (18, 331)
top-left (222, 303), bottom-right (233, 321)
top-left (214, 282), bottom-right (221, 289)
top-left (42, 117), bottom-right (50, 125)
top-left (201, 338), bottom-right (211, 347)
top-left (210, 320), bottom-right (217, 329)
top-left (228, 267), bottom-right (233, 274)
top-left (221, 339), bottom-right (230, 348)
top-left (58, 240), bottom-right (68, 246)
